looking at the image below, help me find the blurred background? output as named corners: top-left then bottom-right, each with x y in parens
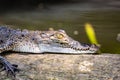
top-left (0, 0), bottom-right (120, 53)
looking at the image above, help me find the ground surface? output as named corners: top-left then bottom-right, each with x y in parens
top-left (0, 53), bottom-right (120, 80)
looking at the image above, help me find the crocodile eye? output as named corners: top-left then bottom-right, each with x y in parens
top-left (56, 33), bottom-right (64, 39)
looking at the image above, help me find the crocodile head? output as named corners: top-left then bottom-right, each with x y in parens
top-left (38, 30), bottom-right (99, 54)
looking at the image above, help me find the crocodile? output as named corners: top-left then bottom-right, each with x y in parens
top-left (0, 26), bottom-right (99, 77)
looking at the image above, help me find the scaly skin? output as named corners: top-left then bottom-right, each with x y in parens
top-left (0, 26), bottom-right (99, 77)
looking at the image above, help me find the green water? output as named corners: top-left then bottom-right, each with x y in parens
top-left (0, 5), bottom-right (120, 54)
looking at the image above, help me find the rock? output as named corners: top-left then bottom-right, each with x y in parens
top-left (0, 53), bottom-right (120, 80)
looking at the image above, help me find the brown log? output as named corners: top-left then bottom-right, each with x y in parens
top-left (0, 53), bottom-right (120, 80)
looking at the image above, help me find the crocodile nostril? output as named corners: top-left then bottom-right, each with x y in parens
top-left (91, 44), bottom-right (97, 48)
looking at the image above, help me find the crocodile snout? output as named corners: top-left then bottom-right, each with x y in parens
top-left (70, 40), bottom-right (99, 53)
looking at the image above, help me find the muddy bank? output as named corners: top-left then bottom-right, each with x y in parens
top-left (0, 53), bottom-right (120, 80)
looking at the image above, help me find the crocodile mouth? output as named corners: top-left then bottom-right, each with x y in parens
top-left (60, 41), bottom-right (99, 53)
top-left (39, 40), bottom-right (99, 54)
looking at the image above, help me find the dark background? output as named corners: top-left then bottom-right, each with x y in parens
top-left (0, 0), bottom-right (120, 11)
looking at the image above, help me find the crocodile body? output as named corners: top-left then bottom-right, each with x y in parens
top-left (0, 26), bottom-right (99, 77)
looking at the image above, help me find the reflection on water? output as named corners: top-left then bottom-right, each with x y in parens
top-left (0, 3), bottom-right (120, 54)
